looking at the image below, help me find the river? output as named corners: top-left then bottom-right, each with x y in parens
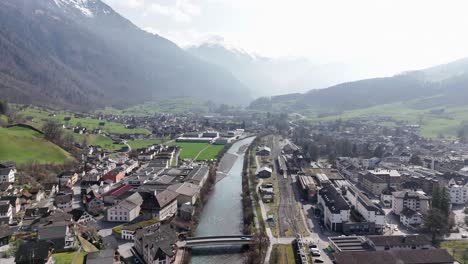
top-left (190, 136), bottom-right (255, 264)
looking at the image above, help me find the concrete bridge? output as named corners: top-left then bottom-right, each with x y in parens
top-left (177, 235), bottom-right (254, 248)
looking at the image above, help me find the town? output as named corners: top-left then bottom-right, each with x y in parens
top-left (0, 105), bottom-right (466, 264)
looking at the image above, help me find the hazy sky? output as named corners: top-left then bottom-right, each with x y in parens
top-left (103, 0), bottom-right (468, 77)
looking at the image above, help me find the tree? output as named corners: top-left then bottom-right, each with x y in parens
top-left (42, 121), bottom-right (62, 143)
top-left (373, 145), bottom-right (385, 158)
top-left (425, 208), bottom-right (449, 243)
top-left (0, 100), bottom-right (8, 115)
top-left (409, 155), bottom-right (423, 166)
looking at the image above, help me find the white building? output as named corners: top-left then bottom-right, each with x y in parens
top-left (400, 208), bottom-right (423, 227)
top-left (0, 168), bottom-right (16, 183)
top-left (318, 185), bottom-right (350, 232)
top-left (107, 193), bottom-right (143, 222)
top-left (392, 190), bottom-right (430, 216)
top-left (447, 179), bottom-right (468, 205)
top-left (345, 185), bottom-right (386, 232)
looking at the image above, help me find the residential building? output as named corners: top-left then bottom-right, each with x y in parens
top-left (344, 185), bottom-right (386, 233)
top-left (54, 193), bottom-right (73, 212)
top-left (106, 193), bottom-right (143, 222)
top-left (317, 185), bottom-right (350, 232)
top-left (15, 241), bottom-right (54, 264)
top-left (70, 209), bottom-right (96, 225)
top-left (447, 178), bottom-right (468, 205)
top-left (141, 190), bottom-right (178, 220)
top-left (134, 224), bottom-right (177, 264)
top-left (103, 168), bottom-right (126, 184)
top-left (360, 169), bottom-right (401, 196)
top-left (0, 200), bottom-right (13, 224)
top-left (86, 191), bottom-right (104, 215)
top-left (392, 190), bottom-right (430, 216)
top-left (120, 220), bottom-right (160, 240)
top-left (186, 166), bottom-right (209, 187)
top-left (37, 223), bottom-right (75, 251)
top-left (0, 167), bottom-right (16, 183)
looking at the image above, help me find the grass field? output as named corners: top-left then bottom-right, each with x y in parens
top-left (97, 97), bottom-right (210, 116)
top-left (127, 139), bottom-right (163, 149)
top-left (19, 107), bottom-right (150, 135)
top-left (71, 133), bottom-right (125, 151)
top-left (0, 126), bottom-right (74, 165)
top-left (440, 240), bottom-right (468, 262)
top-left (173, 142), bottom-right (224, 161)
top-left (271, 244), bottom-right (296, 264)
top-left (307, 102), bottom-right (468, 139)
top-left (52, 251), bottom-right (86, 264)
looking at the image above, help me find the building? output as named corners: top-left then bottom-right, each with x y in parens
top-left (70, 209), bottom-right (96, 225)
top-left (103, 168), bottom-right (126, 184)
top-left (334, 249), bottom-right (453, 264)
top-left (37, 223), bottom-right (75, 251)
top-left (86, 249), bottom-right (120, 264)
top-left (0, 167), bottom-right (16, 183)
top-left (344, 185), bottom-right (386, 233)
top-left (134, 224), bottom-right (177, 264)
top-left (317, 185), bottom-right (350, 232)
top-left (360, 169), bottom-right (401, 196)
top-left (0, 200), bottom-right (13, 224)
top-left (85, 191), bottom-right (105, 215)
top-left (367, 235), bottom-right (432, 251)
top-left (120, 220), bottom-right (161, 240)
top-left (256, 146), bottom-right (271, 156)
top-left (392, 190), bottom-right (430, 216)
top-left (54, 193), bottom-right (73, 212)
top-left (447, 178), bottom-right (468, 205)
top-left (167, 182), bottom-right (200, 205)
top-left (141, 190), bottom-right (178, 220)
top-left (186, 166), bottom-right (209, 187)
top-left (0, 196), bottom-right (20, 215)
top-left (256, 167), bottom-right (273, 178)
top-left (15, 241), bottom-right (54, 264)
top-left (400, 208), bottom-right (423, 227)
top-left (106, 193), bottom-right (143, 222)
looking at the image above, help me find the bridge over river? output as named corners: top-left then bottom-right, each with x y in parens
top-left (178, 235), bottom-right (254, 248)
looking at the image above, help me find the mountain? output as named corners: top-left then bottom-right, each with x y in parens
top-left (248, 56), bottom-right (468, 114)
top-left (0, 0), bottom-right (251, 110)
top-left (187, 42), bottom-right (364, 97)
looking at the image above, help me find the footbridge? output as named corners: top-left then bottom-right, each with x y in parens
top-left (177, 235), bottom-right (254, 248)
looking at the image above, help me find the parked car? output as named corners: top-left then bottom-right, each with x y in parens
top-left (461, 234), bottom-right (468, 238)
top-left (309, 243), bottom-right (318, 248)
top-left (314, 258), bottom-right (325, 263)
top-left (310, 249), bottom-right (321, 257)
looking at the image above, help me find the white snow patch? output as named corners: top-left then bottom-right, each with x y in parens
top-left (53, 0), bottom-right (94, 17)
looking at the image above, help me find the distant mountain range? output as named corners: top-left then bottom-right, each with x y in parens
top-left (248, 57), bottom-right (468, 114)
top-left (187, 42), bottom-right (365, 97)
top-left (0, 0), bottom-right (251, 110)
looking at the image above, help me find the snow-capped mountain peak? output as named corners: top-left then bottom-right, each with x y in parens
top-left (53, 0), bottom-right (111, 18)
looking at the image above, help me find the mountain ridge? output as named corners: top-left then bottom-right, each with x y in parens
top-left (0, 0), bottom-right (251, 110)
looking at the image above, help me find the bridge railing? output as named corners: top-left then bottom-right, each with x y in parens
top-left (184, 235), bottom-right (253, 241)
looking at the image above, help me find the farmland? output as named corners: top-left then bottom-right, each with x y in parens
top-left (173, 142), bottom-right (224, 161)
top-left (19, 107), bottom-right (150, 135)
top-left (0, 126), bottom-right (74, 165)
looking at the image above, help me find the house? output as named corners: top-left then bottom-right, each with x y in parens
top-left (0, 167), bottom-right (16, 183)
top-left (106, 193), bottom-right (143, 222)
top-left (15, 240), bottom-right (54, 264)
top-left (0, 182), bottom-right (13, 194)
top-left (167, 182), bottom-right (200, 205)
top-left (141, 190), bottom-right (178, 220)
top-left (400, 207), bottom-right (423, 227)
top-left (120, 220), bottom-right (161, 240)
top-left (70, 209), bottom-right (96, 225)
top-left (86, 249), bottom-right (120, 264)
top-left (0, 196), bottom-right (20, 214)
top-left (0, 200), bottom-right (13, 225)
top-left (86, 191), bottom-right (105, 215)
top-left (42, 182), bottom-right (60, 196)
top-left (54, 193), bottom-right (73, 212)
top-left (334, 249), bottom-right (453, 264)
top-left (367, 235), bottom-right (432, 251)
top-left (447, 178), bottom-right (468, 205)
top-left (134, 224), bottom-right (177, 264)
top-left (37, 223), bottom-right (75, 251)
top-left (58, 172), bottom-right (79, 187)
top-left (103, 168), bottom-right (126, 184)
top-left (256, 167), bottom-right (273, 178)
top-left (256, 146), bottom-right (271, 156)
top-left (392, 190), bottom-right (430, 216)
top-left (102, 184), bottom-right (134, 205)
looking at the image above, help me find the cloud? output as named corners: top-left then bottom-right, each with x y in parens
top-left (149, 0), bottom-right (201, 22)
